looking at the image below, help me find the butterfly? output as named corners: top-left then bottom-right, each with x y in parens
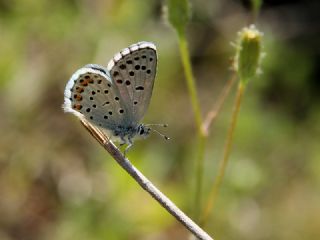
top-left (63, 41), bottom-right (168, 153)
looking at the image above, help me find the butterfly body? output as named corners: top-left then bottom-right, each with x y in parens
top-left (111, 124), bottom-right (151, 144)
top-left (63, 42), bottom-right (157, 150)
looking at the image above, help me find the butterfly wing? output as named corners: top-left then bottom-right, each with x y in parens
top-left (63, 65), bottom-right (131, 130)
top-left (107, 42), bottom-right (157, 124)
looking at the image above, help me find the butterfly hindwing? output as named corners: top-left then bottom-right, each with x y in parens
top-left (64, 66), bottom-right (130, 129)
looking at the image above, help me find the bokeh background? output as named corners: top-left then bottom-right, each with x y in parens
top-left (0, 0), bottom-right (319, 239)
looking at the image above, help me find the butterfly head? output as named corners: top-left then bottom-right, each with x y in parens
top-left (139, 124), bottom-right (170, 140)
top-left (137, 124), bottom-right (151, 139)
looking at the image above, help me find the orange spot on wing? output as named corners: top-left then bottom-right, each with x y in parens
top-left (75, 87), bottom-right (84, 93)
top-left (79, 79), bottom-right (88, 86)
top-left (73, 94), bottom-right (83, 101)
top-left (73, 104), bottom-right (82, 110)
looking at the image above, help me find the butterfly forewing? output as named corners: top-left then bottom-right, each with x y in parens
top-left (107, 42), bottom-right (157, 124)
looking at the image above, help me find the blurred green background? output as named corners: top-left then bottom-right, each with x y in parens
top-left (0, 0), bottom-right (319, 239)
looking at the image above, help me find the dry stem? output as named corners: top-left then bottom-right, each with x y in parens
top-left (80, 119), bottom-right (214, 240)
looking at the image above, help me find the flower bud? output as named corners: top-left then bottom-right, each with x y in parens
top-left (234, 25), bottom-right (263, 84)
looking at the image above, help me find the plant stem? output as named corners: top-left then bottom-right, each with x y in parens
top-left (80, 119), bottom-right (214, 240)
top-left (200, 81), bottom-right (245, 226)
top-left (178, 34), bottom-right (203, 132)
top-left (177, 33), bottom-right (206, 219)
top-left (194, 133), bottom-right (207, 219)
top-left (203, 73), bottom-right (237, 135)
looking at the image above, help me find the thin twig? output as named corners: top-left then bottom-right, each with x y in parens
top-left (203, 74), bottom-right (237, 135)
top-left (200, 82), bottom-right (245, 226)
top-left (80, 119), bottom-right (214, 240)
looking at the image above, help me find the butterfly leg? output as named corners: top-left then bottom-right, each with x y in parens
top-left (124, 138), bottom-right (133, 157)
top-left (119, 137), bottom-right (128, 156)
top-left (119, 136), bottom-right (127, 146)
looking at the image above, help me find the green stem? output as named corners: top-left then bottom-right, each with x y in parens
top-left (200, 81), bottom-right (245, 226)
top-left (250, 0), bottom-right (262, 23)
top-left (178, 34), bottom-right (203, 131)
top-left (177, 33), bottom-right (206, 219)
top-left (194, 133), bottom-right (207, 219)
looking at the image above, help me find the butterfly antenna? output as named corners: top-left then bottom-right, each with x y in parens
top-left (145, 123), bottom-right (168, 128)
top-left (150, 128), bottom-right (170, 140)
